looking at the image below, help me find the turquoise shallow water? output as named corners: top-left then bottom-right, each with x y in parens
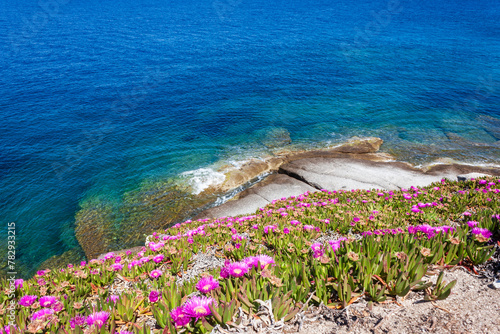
top-left (0, 0), bottom-right (499, 276)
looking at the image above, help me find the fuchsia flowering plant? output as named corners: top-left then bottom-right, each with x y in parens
top-left (3, 176), bottom-right (499, 333)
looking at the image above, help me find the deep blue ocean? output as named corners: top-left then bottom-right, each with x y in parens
top-left (1, 0), bottom-right (499, 276)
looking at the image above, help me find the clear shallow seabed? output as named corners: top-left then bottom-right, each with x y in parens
top-left (0, 0), bottom-right (499, 276)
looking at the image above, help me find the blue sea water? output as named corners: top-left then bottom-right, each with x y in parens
top-left (1, 0), bottom-right (499, 276)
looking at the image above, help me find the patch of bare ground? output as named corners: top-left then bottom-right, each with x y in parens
top-left (293, 269), bottom-right (500, 334)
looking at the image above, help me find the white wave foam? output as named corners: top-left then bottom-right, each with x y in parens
top-left (181, 168), bottom-right (226, 195)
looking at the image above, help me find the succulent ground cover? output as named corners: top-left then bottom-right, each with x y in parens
top-left (1, 177), bottom-right (499, 334)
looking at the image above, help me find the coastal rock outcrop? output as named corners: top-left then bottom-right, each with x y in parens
top-left (218, 157), bottom-right (284, 192)
top-left (195, 174), bottom-right (316, 219)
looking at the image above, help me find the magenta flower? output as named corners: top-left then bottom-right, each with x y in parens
top-left (471, 228), bottom-right (492, 239)
top-left (107, 295), bottom-right (119, 304)
top-left (19, 295), bottom-right (37, 307)
top-left (39, 296), bottom-right (57, 308)
top-left (31, 308), bottom-right (54, 321)
top-left (283, 227), bottom-right (290, 234)
top-left (303, 225), bottom-right (315, 231)
top-left (170, 306), bottom-right (191, 327)
top-left (242, 256), bottom-right (260, 269)
top-left (290, 220), bottom-right (301, 226)
top-left (150, 269), bottom-right (163, 279)
top-left (153, 254), bottom-right (164, 263)
top-left (128, 260), bottom-right (141, 269)
top-left (14, 279), bottom-right (23, 290)
top-left (2, 325), bottom-right (17, 334)
top-left (256, 255), bottom-right (275, 269)
top-left (112, 263), bottom-right (123, 271)
top-left (182, 296), bottom-right (215, 318)
top-left (87, 311), bottom-right (110, 328)
top-left (263, 225), bottom-right (277, 233)
top-left (220, 266), bottom-right (229, 279)
top-left (70, 315), bottom-right (86, 329)
top-left (36, 270), bottom-right (46, 276)
top-left (225, 262), bottom-right (249, 277)
top-left (467, 221), bottom-right (479, 228)
top-left (149, 290), bottom-right (160, 303)
top-left (196, 276), bottom-right (220, 293)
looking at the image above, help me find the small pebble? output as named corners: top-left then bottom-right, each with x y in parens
top-left (492, 279), bottom-right (500, 289)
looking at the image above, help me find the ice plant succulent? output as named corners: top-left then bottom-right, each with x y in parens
top-left (149, 269), bottom-right (163, 279)
top-left (149, 290), bottom-right (160, 303)
top-left (170, 306), bottom-right (191, 327)
top-left (70, 315), bottom-right (86, 329)
top-left (182, 296), bottom-right (215, 318)
top-left (195, 276), bottom-right (219, 293)
top-left (31, 308), bottom-right (54, 321)
top-left (39, 296), bottom-right (57, 308)
top-left (86, 311), bottom-right (110, 328)
top-left (19, 295), bottom-right (37, 307)
top-left (223, 261), bottom-right (249, 278)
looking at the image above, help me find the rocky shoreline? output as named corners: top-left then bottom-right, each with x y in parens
top-left (195, 137), bottom-right (500, 220)
top-left (44, 136), bottom-right (500, 266)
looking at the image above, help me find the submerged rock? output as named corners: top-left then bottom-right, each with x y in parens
top-left (75, 201), bottom-right (115, 261)
top-left (259, 127), bottom-right (292, 148)
top-left (330, 137), bottom-right (384, 154)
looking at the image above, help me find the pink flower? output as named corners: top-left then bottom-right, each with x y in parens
top-left (104, 252), bottom-right (115, 260)
top-left (150, 270), bottom-right (163, 279)
top-left (182, 296), bottom-right (215, 318)
top-left (471, 228), bottom-right (492, 239)
top-left (149, 290), bottom-right (160, 303)
top-left (467, 221), bottom-right (479, 228)
top-left (70, 315), bottom-right (86, 329)
top-left (19, 295), bottom-right (37, 307)
top-left (150, 254), bottom-right (163, 265)
top-left (264, 225), bottom-right (278, 233)
top-left (224, 262), bottom-right (249, 278)
top-left (14, 279), bottom-right (23, 290)
top-left (112, 263), bottom-right (123, 271)
top-left (87, 311), bottom-right (110, 328)
top-left (108, 295), bottom-right (119, 303)
top-left (170, 306), bottom-right (191, 327)
top-left (39, 296), bottom-right (57, 308)
top-left (196, 276), bottom-right (219, 293)
top-left (31, 308), bottom-right (54, 321)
